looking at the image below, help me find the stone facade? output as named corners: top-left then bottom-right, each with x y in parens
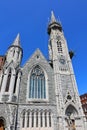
top-left (0, 12), bottom-right (87, 130)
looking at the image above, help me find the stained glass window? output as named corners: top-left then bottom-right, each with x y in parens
top-left (29, 66), bottom-right (46, 99)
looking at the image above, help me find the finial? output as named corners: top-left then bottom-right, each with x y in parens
top-left (50, 11), bottom-right (57, 23)
top-left (12, 33), bottom-right (21, 46)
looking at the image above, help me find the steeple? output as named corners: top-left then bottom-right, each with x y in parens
top-left (12, 33), bottom-right (21, 47)
top-left (48, 11), bottom-right (62, 34)
top-left (6, 33), bottom-right (23, 66)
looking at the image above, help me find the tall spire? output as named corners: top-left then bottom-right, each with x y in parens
top-left (12, 33), bottom-right (21, 47)
top-left (48, 11), bottom-right (62, 34)
top-left (50, 11), bottom-right (57, 23)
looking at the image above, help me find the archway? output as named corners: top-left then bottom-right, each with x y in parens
top-left (0, 118), bottom-right (5, 130)
top-left (65, 105), bottom-right (78, 130)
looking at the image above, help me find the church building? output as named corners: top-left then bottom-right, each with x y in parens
top-left (0, 11), bottom-right (87, 130)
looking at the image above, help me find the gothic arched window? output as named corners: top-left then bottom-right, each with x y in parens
top-left (13, 71), bottom-right (18, 93)
top-left (36, 111), bottom-right (38, 127)
top-left (27, 111), bottom-right (30, 127)
top-left (45, 112), bottom-right (47, 127)
top-left (5, 68), bottom-right (11, 92)
top-left (49, 112), bottom-right (52, 127)
top-left (0, 75), bottom-right (3, 92)
top-left (29, 66), bottom-right (46, 99)
top-left (22, 111), bottom-right (25, 128)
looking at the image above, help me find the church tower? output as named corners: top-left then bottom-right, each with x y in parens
top-left (0, 12), bottom-right (86, 130)
top-left (48, 11), bottom-right (85, 130)
top-left (0, 33), bottom-right (23, 102)
top-left (6, 33), bottom-right (22, 67)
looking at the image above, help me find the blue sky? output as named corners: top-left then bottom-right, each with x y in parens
top-left (0, 0), bottom-right (87, 95)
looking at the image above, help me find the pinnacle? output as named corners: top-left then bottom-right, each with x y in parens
top-left (50, 11), bottom-right (57, 23)
top-left (12, 33), bottom-right (21, 47)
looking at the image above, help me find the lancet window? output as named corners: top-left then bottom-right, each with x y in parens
top-left (22, 111), bottom-right (25, 128)
top-left (13, 71), bottom-right (18, 93)
top-left (5, 68), bottom-right (11, 92)
top-left (0, 75), bottom-right (3, 92)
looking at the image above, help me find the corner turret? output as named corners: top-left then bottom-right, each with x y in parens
top-left (6, 34), bottom-right (23, 67)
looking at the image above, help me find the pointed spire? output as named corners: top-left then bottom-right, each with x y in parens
top-left (50, 11), bottom-right (57, 23)
top-left (12, 33), bottom-right (21, 47)
top-left (48, 11), bottom-right (62, 34)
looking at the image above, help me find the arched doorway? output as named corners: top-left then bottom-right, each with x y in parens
top-left (0, 118), bottom-right (5, 130)
top-left (65, 105), bottom-right (78, 130)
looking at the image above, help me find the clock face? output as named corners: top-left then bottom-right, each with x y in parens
top-left (59, 58), bottom-right (66, 64)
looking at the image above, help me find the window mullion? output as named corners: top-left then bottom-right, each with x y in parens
top-left (38, 111), bottom-right (40, 127)
top-left (35, 76), bottom-right (37, 98)
top-left (31, 77), bottom-right (33, 98)
top-left (29, 77), bottom-right (32, 98)
top-left (42, 78), bottom-right (44, 98)
top-left (40, 78), bottom-right (41, 99)
top-left (38, 77), bottom-right (40, 98)
top-left (37, 76), bottom-right (38, 98)
top-left (44, 77), bottom-right (46, 98)
top-left (32, 77), bottom-right (34, 98)
top-left (34, 77), bottom-right (35, 98)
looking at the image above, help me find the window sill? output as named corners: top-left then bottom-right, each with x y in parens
top-left (27, 98), bottom-right (48, 103)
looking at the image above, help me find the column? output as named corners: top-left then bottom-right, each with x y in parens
top-left (25, 112), bottom-right (27, 128)
top-left (19, 51), bottom-right (22, 63)
top-left (58, 117), bottom-right (64, 130)
top-left (50, 112), bottom-right (53, 127)
top-left (1, 74), bottom-right (8, 94)
top-left (30, 112), bottom-right (32, 128)
top-left (34, 111), bottom-right (36, 128)
top-left (9, 73), bottom-right (15, 101)
top-left (43, 112), bottom-right (45, 127)
top-left (20, 116), bottom-right (23, 130)
top-left (15, 72), bottom-right (21, 98)
top-left (47, 112), bottom-right (49, 128)
top-left (38, 111), bottom-right (41, 128)
top-left (21, 114), bottom-right (25, 128)
top-left (27, 112), bottom-right (30, 128)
